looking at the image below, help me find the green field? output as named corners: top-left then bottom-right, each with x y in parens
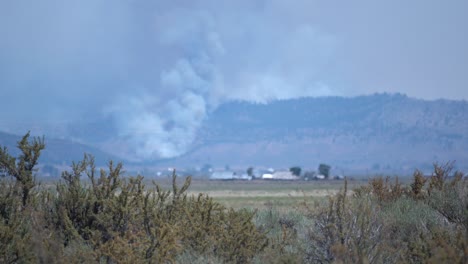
top-left (153, 178), bottom-right (367, 210)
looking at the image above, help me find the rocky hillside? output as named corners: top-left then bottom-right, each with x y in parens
top-left (172, 93), bottom-right (468, 174)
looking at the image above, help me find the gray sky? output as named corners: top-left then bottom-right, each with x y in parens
top-left (1, 0), bottom-right (467, 160)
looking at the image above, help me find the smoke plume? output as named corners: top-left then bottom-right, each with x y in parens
top-left (1, 0), bottom-right (467, 160)
top-left (0, 1), bottom-right (336, 160)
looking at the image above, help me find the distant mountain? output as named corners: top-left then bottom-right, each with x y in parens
top-left (0, 131), bottom-right (124, 167)
top-left (2, 94), bottom-right (467, 175)
top-left (166, 93), bottom-right (468, 174)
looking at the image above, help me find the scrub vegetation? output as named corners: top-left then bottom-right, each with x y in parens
top-left (1, 133), bottom-right (467, 263)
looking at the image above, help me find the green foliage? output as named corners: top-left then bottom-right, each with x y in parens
top-left (0, 132), bottom-right (45, 206)
top-left (297, 164), bottom-right (468, 263)
top-left (410, 170), bottom-right (427, 199)
top-left (0, 133), bottom-right (48, 263)
top-left (0, 133), bottom-right (268, 263)
top-left (252, 164), bottom-right (467, 263)
top-left (253, 205), bottom-right (309, 263)
top-left (426, 170), bottom-right (467, 229)
top-left (247, 167), bottom-right (254, 177)
top-left (0, 179), bottom-right (32, 263)
top-left (369, 176), bottom-right (404, 204)
top-left (289, 166), bottom-right (301, 177)
top-left (318, 163), bottom-right (331, 179)
top-left (428, 161), bottom-right (454, 193)
top-left (50, 156), bottom-right (268, 263)
top-left (303, 179), bottom-right (392, 263)
top-left (1, 132), bottom-right (468, 263)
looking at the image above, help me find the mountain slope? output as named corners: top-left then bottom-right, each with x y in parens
top-left (2, 94), bottom-right (467, 174)
top-left (0, 131), bottom-right (123, 166)
top-left (171, 93), bottom-right (468, 173)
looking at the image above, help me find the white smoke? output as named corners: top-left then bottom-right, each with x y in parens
top-left (0, 1), bottom-right (339, 160)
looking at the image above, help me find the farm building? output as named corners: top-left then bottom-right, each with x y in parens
top-left (210, 171), bottom-right (235, 180)
top-left (262, 171), bottom-right (300, 180)
top-left (210, 171), bottom-right (252, 181)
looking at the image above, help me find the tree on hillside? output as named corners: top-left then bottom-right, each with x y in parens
top-left (247, 167), bottom-right (254, 177)
top-left (289, 166), bottom-right (302, 176)
top-left (318, 163), bottom-right (331, 179)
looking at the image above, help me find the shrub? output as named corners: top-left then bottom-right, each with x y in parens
top-left (1, 133), bottom-right (269, 263)
top-left (304, 179), bottom-right (393, 263)
top-left (367, 176), bottom-right (405, 204)
top-left (299, 164), bottom-right (468, 263)
top-left (2, 133), bottom-right (468, 263)
top-left (0, 132), bottom-right (44, 206)
top-left (0, 133), bottom-right (46, 263)
top-left (409, 170), bottom-right (427, 200)
top-left (50, 155), bottom-right (268, 263)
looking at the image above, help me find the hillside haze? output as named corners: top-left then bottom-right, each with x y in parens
top-left (0, 131), bottom-right (123, 167)
top-left (1, 94), bottom-right (467, 174)
top-left (172, 93), bottom-right (468, 174)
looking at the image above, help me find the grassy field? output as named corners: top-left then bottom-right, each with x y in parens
top-left (40, 176), bottom-right (367, 211)
top-left (153, 178), bottom-right (368, 210)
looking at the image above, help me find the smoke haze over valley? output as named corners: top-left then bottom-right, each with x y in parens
top-left (1, 94), bottom-right (467, 174)
top-left (1, 1), bottom-right (467, 164)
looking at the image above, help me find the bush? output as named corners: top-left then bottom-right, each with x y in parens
top-left (1, 133), bottom-right (467, 263)
top-left (291, 165), bottom-right (468, 263)
top-left (0, 133), bottom-right (268, 263)
top-left (0, 133), bottom-right (46, 263)
top-left (303, 180), bottom-right (393, 263)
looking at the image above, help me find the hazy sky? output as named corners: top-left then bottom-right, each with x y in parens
top-left (1, 0), bottom-right (467, 160)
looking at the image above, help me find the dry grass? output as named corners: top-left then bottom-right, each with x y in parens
top-left (178, 179), bottom-right (365, 210)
